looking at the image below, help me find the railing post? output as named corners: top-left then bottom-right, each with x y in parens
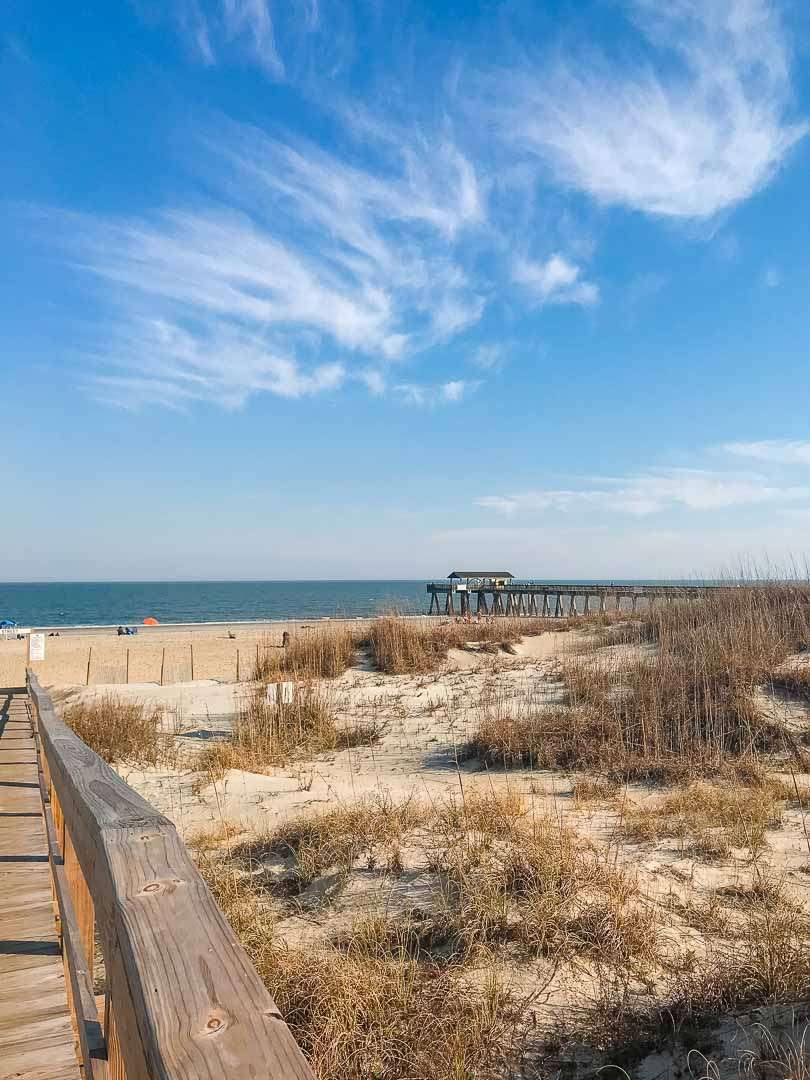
top-left (64, 827), bottom-right (95, 984)
top-left (105, 994), bottom-right (127, 1080)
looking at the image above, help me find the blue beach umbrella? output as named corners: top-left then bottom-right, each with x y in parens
top-left (0, 619), bottom-right (17, 628)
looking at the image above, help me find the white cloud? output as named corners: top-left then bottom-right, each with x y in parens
top-left (357, 368), bottom-right (386, 396)
top-left (470, 344), bottom-right (506, 371)
top-left (86, 318), bottom-right (344, 410)
top-left (512, 254), bottom-right (599, 307)
top-left (157, 0), bottom-right (322, 77)
top-left (440, 379), bottom-right (467, 402)
top-left (724, 440), bottom-right (810, 465)
top-left (502, 0), bottom-right (806, 219)
top-left (395, 378), bottom-right (477, 406)
top-left (59, 120), bottom-right (486, 408)
top-left (477, 467), bottom-right (810, 517)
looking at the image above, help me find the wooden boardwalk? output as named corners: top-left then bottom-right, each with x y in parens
top-left (0, 686), bottom-right (80, 1080)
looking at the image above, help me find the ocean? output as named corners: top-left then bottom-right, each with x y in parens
top-left (0, 581), bottom-right (429, 627)
top-left (0, 579), bottom-right (686, 628)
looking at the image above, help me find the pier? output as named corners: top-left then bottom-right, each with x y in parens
top-left (427, 571), bottom-right (716, 617)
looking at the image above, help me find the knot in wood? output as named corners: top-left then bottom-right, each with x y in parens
top-left (205, 1014), bottom-right (226, 1034)
top-left (142, 881), bottom-right (162, 893)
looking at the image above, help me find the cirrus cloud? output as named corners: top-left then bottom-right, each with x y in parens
top-left (477, 467), bottom-right (810, 517)
top-left (500, 0), bottom-right (807, 219)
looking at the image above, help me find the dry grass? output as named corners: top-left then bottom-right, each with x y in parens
top-left (469, 585), bottom-right (810, 782)
top-left (197, 682), bottom-right (386, 778)
top-left (180, 586), bottom-right (810, 1077)
top-left (248, 794), bottom-right (429, 889)
top-left (770, 665), bottom-right (810, 701)
top-left (62, 693), bottom-right (176, 767)
top-left (191, 775), bottom-right (810, 1079)
top-left (550, 902), bottom-right (810, 1072)
top-left (253, 623), bottom-right (365, 680)
top-left (619, 781), bottom-right (785, 859)
top-left (571, 775), bottom-right (621, 804)
top-left (728, 1021), bottom-right (810, 1080)
top-left (194, 814), bottom-right (527, 1080)
top-left (672, 905), bottom-right (810, 1015)
top-left (367, 615), bottom-right (553, 674)
top-left (431, 812), bottom-right (657, 966)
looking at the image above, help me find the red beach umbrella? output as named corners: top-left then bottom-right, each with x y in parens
top-left (143, 617), bottom-right (159, 625)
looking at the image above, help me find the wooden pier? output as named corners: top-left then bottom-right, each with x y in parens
top-left (0, 673), bottom-right (314, 1079)
top-left (427, 576), bottom-right (716, 617)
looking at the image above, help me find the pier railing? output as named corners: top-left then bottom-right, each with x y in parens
top-left (426, 580), bottom-right (719, 617)
top-left (26, 671), bottom-right (314, 1080)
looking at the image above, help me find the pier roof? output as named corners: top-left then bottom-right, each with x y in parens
top-left (448, 570), bottom-right (514, 579)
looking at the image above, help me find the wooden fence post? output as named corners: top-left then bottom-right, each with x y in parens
top-left (160, 648), bottom-right (165, 687)
top-left (190, 643), bottom-right (194, 681)
top-left (86, 647), bottom-right (92, 687)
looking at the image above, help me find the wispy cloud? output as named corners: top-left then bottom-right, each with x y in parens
top-left (724, 440), bottom-right (810, 465)
top-left (156, 0), bottom-right (321, 77)
top-left (512, 254), bottom-right (599, 307)
top-left (477, 467), bottom-right (810, 517)
top-left (57, 120), bottom-right (487, 408)
top-left (85, 318), bottom-right (344, 410)
top-left (395, 378), bottom-right (478, 406)
top-left (501, 0), bottom-right (806, 219)
top-left (469, 343), bottom-right (507, 372)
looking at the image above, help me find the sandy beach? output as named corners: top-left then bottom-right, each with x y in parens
top-left (0, 616), bottom-right (437, 688)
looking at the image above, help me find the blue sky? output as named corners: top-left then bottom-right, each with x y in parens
top-left (3, 0), bottom-right (810, 581)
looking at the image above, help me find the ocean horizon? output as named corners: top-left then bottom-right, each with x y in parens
top-left (0, 578), bottom-right (698, 628)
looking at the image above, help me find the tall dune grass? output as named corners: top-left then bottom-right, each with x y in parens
top-left (62, 693), bottom-right (175, 767)
top-left (470, 584), bottom-right (810, 780)
top-left (368, 615), bottom-right (555, 674)
top-left (197, 682), bottom-right (385, 778)
top-left (253, 624), bottom-right (364, 680)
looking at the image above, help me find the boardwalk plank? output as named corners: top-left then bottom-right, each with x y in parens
top-left (0, 688), bottom-right (80, 1080)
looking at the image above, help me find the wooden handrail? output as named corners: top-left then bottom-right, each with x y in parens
top-left (27, 671), bottom-right (314, 1080)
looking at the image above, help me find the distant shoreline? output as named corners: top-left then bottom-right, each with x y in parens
top-left (13, 614), bottom-right (439, 637)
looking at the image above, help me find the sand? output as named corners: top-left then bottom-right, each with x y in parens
top-left (0, 616), bottom-right (435, 688)
top-left (54, 631), bottom-right (578, 836)
top-left (40, 625), bottom-right (810, 1077)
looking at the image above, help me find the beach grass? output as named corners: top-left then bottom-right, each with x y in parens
top-left (196, 681), bottom-right (385, 778)
top-left (62, 692), bottom-right (176, 767)
top-left (468, 583), bottom-right (810, 781)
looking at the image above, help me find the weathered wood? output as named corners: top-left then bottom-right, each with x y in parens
top-left (27, 673), bottom-right (314, 1080)
top-left (0, 687), bottom-right (81, 1079)
top-left (39, 782), bottom-right (107, 1078)
top-left (105, 996), bottom-right (127, 1080)
top-left (64, 827), bottom-right (95, 981)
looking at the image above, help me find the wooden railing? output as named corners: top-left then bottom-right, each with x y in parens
top-left (26, 671), bottom-right (314, 1079)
